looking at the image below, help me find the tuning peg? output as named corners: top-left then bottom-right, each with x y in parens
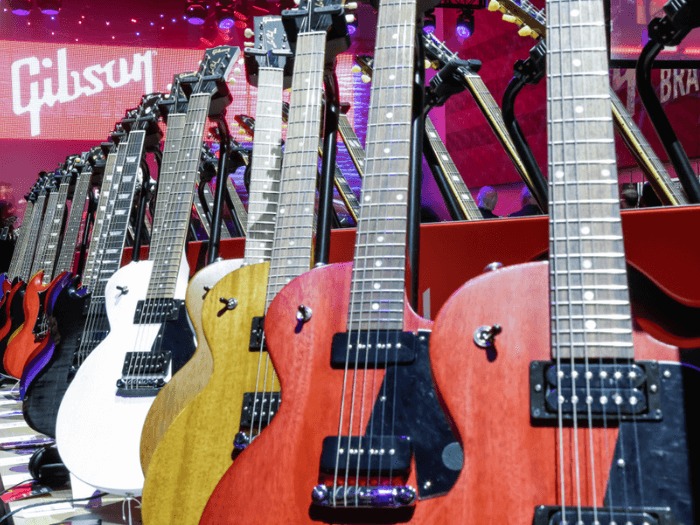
top-left (487, 0), bottom-right (500, 10)
top-left (294, 0), bottom-right (300, 5)
top-left (244, 41), bottom-right (254, 47)
top-left (166, 83), bottom-right (172, 91)
top-left (345, 14), bottom-right (355, 23)
top-left (228, 78), bottom-right (236, 85)
top-left (502, 13), bottom-right (517, 23)
top-left (351, 64), bottom-right (361, 73)
top-left (361, 74), bottom-right (371, 83)
top-left (518, 24), bottom-right (533, 37)
top-left (345, 1), bottom-right (358, 8)
top-left (244, 28), bottom-right (254, 38)
top-left (233, 67), bottom-right (241, 75)
top-left (424, 59), bottom-right (432, 69)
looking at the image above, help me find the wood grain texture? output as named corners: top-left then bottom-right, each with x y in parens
top-left (199, 262), bottom-right (455, 525)
top-left (3, 272), bottom-right (45, 378)
top-left (140, 257), bottom-right (244, 473)
top-left (429, 261), bottom-right (681, 523)
top-left (141, 262), bottom-right (273, 525)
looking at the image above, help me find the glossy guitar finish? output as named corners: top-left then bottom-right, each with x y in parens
top-left (19, 271), bottom-right (72, 398)
top-left (0, 280), bottom-right (26, 375)
top-left (430, 261), bottom-right (697, 524)
top-left (2, 273), bottom-right (44, 377)
top-left (199, 263), bottom-right (459, 525)
top-left (139, 257), bottom-right (244, 473)
top-left (142, 262), bottom-right (272, 524)
top-left (55, 258), bottom-right (195, 495)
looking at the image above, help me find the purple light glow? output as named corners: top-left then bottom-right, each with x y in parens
top-left (423, 24), bottom-right (436, 34)
top-left (455, 23), bottom-right (471, 38)
top-left (219, 17), bottom-right (235, 29)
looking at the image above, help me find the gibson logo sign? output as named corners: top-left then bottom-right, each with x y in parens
top-left (12, 48), bottom-right (153, 137)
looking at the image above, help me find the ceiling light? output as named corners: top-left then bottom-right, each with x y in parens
top-left (216, 2), bottom-right (235, 29)
top-left (10, 0), bottom-right (32, 16)
top-left (456, 8), bottom-right (475, 39)
top-left (38, 0), bottom-right (61, 15)
top-left (423, 10), bottom-right (436, 34)
top-left (186, 2), bottom-right (208, 25)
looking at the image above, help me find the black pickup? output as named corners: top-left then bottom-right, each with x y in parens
top-left (330, 331), bottom-right (418, 368)
top-left (320, 435), bottom-right (411, 474)
top-left (133, 298), bottom-right (184, 324)
top-left (116, 351), bottom-right (171, 397)
top-left (239, 392), bottom-right (280, 429)
top-left (533, 506), bottom-right (676, 525)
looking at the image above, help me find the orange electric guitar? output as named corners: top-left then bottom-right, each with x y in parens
top-left (429, 0), bottom-right (698, 523)
top-left (199, 0), bottom-right (465, 522)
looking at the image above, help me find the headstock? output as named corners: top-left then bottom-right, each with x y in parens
top-left (281, 0), bottom-right (356, 61)
top-left (487, 0), bottom-right (545, 39)
top-left (351, 54), bottom-right (374, 83)
top-left (234, 114), bottom-right (256, 136)
top-left (180, 45), bottom-right (241, 116)
top-left (158, 75), bottom-right (189, 122)
top-left (243, 16), bottom-right (294, 88)
top-left (422, 32), bottom-right (482, 74)
top-left (121, 92), bottom-right (165, 147)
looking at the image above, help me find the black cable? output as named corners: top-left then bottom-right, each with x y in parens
top-left (0, 479), bottom-right (34, 496)
top-left (0, 491), bottom-right (108, 523)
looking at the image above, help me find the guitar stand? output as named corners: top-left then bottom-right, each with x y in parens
top-left (207, 115), bottom-right (232, 264)
top-left (501, 40), bottom-right (549, 213)
top-left (636, 0), bottom-right (700, 203)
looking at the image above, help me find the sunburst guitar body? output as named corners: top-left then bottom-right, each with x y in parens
top-left (430, 262), bottom-right (698, 524)
top-left (140, 257), bottom-right (244, 473)
top-left (141, 261), bottom-right (273, 524)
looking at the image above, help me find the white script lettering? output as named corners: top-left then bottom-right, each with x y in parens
top-left (12, 48), bottom-right (153, 136)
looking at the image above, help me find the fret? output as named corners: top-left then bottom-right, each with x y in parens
top-left (30, 185), bottom-right (65, 279)
top-left (264, 32), bottom-right (326, 310)
top-left (6, 200), bottom-right (34, 279)
top-left (37, 181), bottom-right (71, 284)
top-left (55, 168), bottom-right (91, 276)
top-left (226, 177), bottom-right (248, 236)
top-left (244, 68), bottom-right (285, 264)
top-left (147, 93), bottom-right (211, 300)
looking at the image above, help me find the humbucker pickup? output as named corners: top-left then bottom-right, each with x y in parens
top-left (530, 361), bottom-right (662, 422)
top-left (533, 505), bottom-right (676, 525)
top-left (239, 392), bottom-right (280, 428)
top-left (320, 435), bottom-right (411, 473)
top-left (330, 331), bottom-right (418, 368)
top-left (116, 351), bottom-right (171, 397)
top-left (133, 299), bottom-right (184, 324)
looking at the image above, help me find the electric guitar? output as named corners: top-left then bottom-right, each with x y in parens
top-left (140, 18), bottom-right (294, 524)
top-left (430, 0), bottom-right (697, 522)
top-left (19, 149), bottom-right (99, 399)
top-left (489, 0), bottom-right (688, 206)
top-left (3, 157), bottom-right (79, 379)
top-left (22, 104), bottom-right (161, 440)
top-left (55, 46), bottom-right (238, 496)
top-left (199, 0), bottom-right (465, 522)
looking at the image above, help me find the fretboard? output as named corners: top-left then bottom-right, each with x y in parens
top-left (6, 200), bottom-right (34, 279)
top-left (17, 193), bottom-right (47, 282)
top-left (609, 90), bottom-right (687, 205)
top-left (226, 176), bottom-right (248, 237)
top-left (33, 181), bottom-right (71, 284)
top-left (547, 0), bottom-right (633, 359)
top-left (317, 133), bottom-right (361, 223)
top-left (146, 93), bottom-right (211, 300)
top-left (244, 67), bottom-right (285, 266)
top-left (347, 0), bottom-right (417, 332)
top-left (424, 117), bottom-right (482, 220)
top-left (29, 186), bottom-right (66, 280)
top-left (338, 114), bottom-right (367, 177)
top-left (264, 34), bottom-right (326, 310)
top-left (89, 132), bottom-right (145, 300)
top-left (55, 168), bottom-right (92, 276)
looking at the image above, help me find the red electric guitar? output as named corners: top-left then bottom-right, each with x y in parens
top-left (199, 0), bottom-right (465, 522)
top-left (429, 0), bottom-right (698, 523)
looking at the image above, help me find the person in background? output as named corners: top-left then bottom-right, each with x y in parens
top-left (509, 186), bottom-right (541, 217)
top-left (0, 181), bottom-right (17, 231)
top-left (477, 186), bottom-right (499, 219)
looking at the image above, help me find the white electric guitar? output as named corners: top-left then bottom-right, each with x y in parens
top-left (55, 46), bottom-right (239, 496)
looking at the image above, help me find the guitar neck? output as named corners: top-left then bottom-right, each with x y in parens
top-left (147, 93), bottom-right (211, 300)
top-left (264, 34), bottom-right (327, 310)
top-left (424, 117), bottom-right (482, 220)
top-left (34, 181), bottom-right (71, 284)
top-left (244, 67), bottom-right (285, 266)
top-left (55, 169), bottom-right (92, 277)
top-left (337, 114), bottom-right (367, 178)
top-left (609, 89), bottom-right (687, 206)
top-left (193, 179), bottom-right (214, 239)
top-left (347, 0), bottom-right (417, 332)
top-left (317, 135), bottom-right (361, 222)
top-left (547, 0), bottom-right (633, 360)
top-left (226, 177), bottom-right (248, 237)
top-left (7, 200), bottom-right (35, 279)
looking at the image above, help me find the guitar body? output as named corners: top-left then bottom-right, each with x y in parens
top-left (22, 275), bottom-right (90, 437)
top-left (2, 273), bottom-right (44, 377)
top-left (430, 261), bottom-right (698, 524)
top-left (141, 261), bottom-right (271, 525)
top-left (55, 259), bottom-right (195, 495)
top-left (0, 279), bottom-right (26, 376)
top-left (140, 257), bottom-right (244, 474)
top-left (200, 262), bottom-right (461, 525)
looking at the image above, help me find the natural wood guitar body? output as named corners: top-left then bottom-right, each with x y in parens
top-left (3, 272), bottom-right (45, 378)
top-left (140, 257), bottom-right (244, 473)
top-left (199, 262), bottom-right (455, 525)
top-left (141, 262), bottom-right (274, 525)
top-left (429, 261), bottom-right (685, 523)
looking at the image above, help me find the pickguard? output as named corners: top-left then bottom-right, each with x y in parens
top-left (604, 361), bottom-right (700, 525)
top-left (365, 331), bottom-right (462, 499)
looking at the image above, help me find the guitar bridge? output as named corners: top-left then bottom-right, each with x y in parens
top-left (311, 484), bottom-right (416, 508)
top-left (116, 351), bottom-right (171, 397)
